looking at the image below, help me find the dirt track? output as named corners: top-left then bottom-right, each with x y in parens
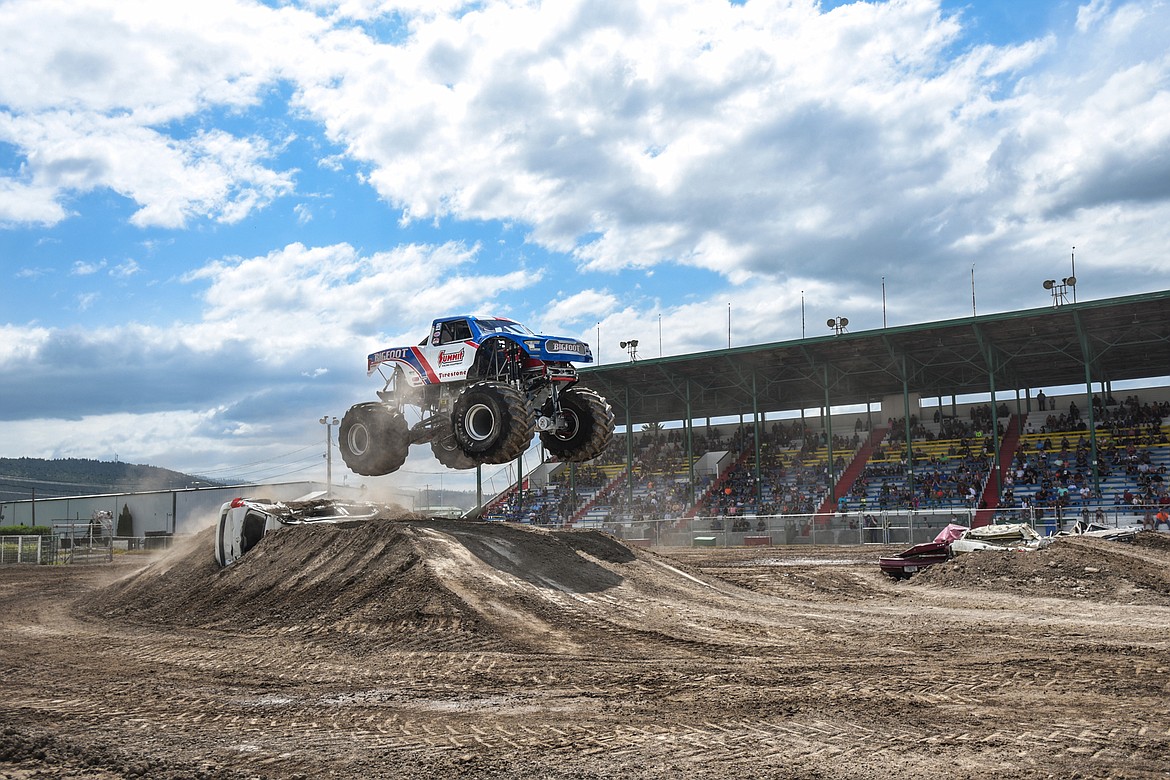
top-left (2, 520), bottom-right (1170, 779)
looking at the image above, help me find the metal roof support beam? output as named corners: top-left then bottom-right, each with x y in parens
top-left (1073, 311), bottom-right (1101, 496)
top-left (568, 462), bottom-right (576, 516)
top-left (824, 364), bottom-right (836, 496)
top-left (515, 451), bottom-right (523, 520)
top-left (686, 380), bottom-right (695, 509)
top-left (625, 386), bottom-right (634, 516)
top-left (902, 356), bottom-right (915, 500)
top-left (972, 323), bottom-right (1002, 506)
top-left (987, 354), bottom-right (1001, 505)
top-left (752, 373), bottom-right (763, 510)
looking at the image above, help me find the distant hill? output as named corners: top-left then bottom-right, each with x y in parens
top-left (0, 457), bottom-right (224, 502)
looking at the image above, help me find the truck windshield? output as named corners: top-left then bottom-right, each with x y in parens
top-left (475, 318), bottom-right (534, 335)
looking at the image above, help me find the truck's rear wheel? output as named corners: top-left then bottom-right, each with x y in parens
top-left (540, 387), bottom-right (615, 462)
top-left (431, 421), bottom-right (478, 470)
top-left (453, 381), bottom-right (535, 464)
top-left (339, 403), bottom-right (409, 476)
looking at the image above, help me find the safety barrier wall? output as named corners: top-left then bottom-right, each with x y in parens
top-left (585, 506), bottom-right (1157, 547)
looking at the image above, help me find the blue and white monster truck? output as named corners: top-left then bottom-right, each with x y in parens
top-left (339, 316), bottom-right (615, 476)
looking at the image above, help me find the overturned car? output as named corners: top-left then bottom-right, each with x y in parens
top-left (878, 524), bottom-right (966, 580)
top-left (879, 522), bottom-right (1052, 580)
top-left (214, 497), bottom-right (383, 568)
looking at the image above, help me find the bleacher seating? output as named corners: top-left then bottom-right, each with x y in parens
top-left (482, 395), bottom-right (1170, 528)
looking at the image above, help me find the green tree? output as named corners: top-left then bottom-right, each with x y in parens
top-left (117, 504), bottom-right (134, 537)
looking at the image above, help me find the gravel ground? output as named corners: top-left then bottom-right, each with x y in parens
top-left (2, 520), bottom-right (1169, 779)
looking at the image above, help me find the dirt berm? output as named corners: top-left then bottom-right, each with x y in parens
top-left (87, 519), bottom-right (756, 657)
top-left (2, 520), bottom-right (1169, 779)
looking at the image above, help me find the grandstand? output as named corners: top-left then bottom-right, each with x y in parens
top-left (482, 290), bottom-right (1170, 545)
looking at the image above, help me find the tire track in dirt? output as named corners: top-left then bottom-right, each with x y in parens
top-left (205, 711), bottom-right (1170, 777)
top-left (7, 529), bottom-right (1170, 779)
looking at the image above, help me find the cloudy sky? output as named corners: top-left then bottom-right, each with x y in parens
top-left (2, 0), bottom-right (1169, 494)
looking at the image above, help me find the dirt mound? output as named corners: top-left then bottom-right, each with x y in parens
top-left (911, 531), bottom-right (1170, 604)
top-left (86, 519), bottom-right (712, 655)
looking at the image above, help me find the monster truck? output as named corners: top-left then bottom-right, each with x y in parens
top-left (338, 316), bottom-right (615, 476)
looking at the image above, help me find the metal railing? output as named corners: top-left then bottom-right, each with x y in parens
top-left (0, 535), bottom-right (52, 564)
top-left (575, 501), bottom-right (1170, 547)
top-left (574, 508), bottom-right (981, 548)
top-left (0, 534), bottom-right (161, 564)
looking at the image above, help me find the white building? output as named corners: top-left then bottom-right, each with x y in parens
top-left (0, 481), bottom-right (412, 537)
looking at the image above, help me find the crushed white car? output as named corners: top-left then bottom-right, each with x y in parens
top-left (1056, 518), bottom-right (1142, 543)
top-left (949, 523), bottom-right (1051, 555)
top-left (214, 498), bottom-right (382, 568)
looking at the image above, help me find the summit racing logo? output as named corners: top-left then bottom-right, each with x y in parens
top-left (438, 348), bottom-right (466, 366)
top-left (545, 340), bottom-right (589, 355)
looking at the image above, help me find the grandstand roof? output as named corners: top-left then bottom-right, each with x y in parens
top-left (580, 289), bottom-right (1170, 425)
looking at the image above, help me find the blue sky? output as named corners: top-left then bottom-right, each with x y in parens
top-left (3, 0), bottom-right (1170, 495)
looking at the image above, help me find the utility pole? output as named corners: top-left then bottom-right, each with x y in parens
top-left (319, 415), bottom-right (338, 495)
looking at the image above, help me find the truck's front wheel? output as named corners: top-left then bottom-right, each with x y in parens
top-left (339, 403), bottom-right (409, 476)
top-left (540, 387), bottom-right (615, 462)
top-left (453, 382), bottom-right (535, 464)
top-left (431, 420), bottom-right (478, 470)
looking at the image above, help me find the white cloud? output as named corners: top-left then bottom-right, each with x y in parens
top-left (181, 240), bottom-right (542, 359)
top-left (544, 289), bottom-right (619, 328)
top-left (110, 260), bottom-right (140, 278)
top-left (0, 0), bottom-right (317, 118)
top-left (279, 0), bottom-right (1170, 309)
top-left (0, 0), bottom-right (314, 227)
top-left (0, 324), bottom-right (51, 363)
top-left (1077, 0), bottom-right (1114, 34)
top-left (71, 260), bottom-right (107, 276)
top-left (0, 408), bottom-right (292, 475)
top-left (0, 113), bottom-right (297, 228)
top-left (3, 0), bottom-right (1170, 482)
top-left (5, 0), bottom-right (1169, 293)
top-left (0, 177), bottom-right (68, 225)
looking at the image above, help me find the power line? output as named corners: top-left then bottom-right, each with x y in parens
top-left (191, 443), bottom-right (320, 475)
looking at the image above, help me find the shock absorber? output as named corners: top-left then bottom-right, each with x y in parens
top-left (508, 342), bottom-right (524, 384)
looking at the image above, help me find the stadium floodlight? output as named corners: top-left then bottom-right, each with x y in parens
top-left (828, 316), bottom-right (848, 336)
top-left (1044, 277), bottom-right (1075, 307)
top-left (619, 339), bottom-right (639, 361)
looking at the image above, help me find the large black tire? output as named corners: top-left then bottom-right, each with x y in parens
top-left (453, 381), bottom-right (535, 464)
top-left (540, 386), bottom-right (615, 462)
top-left (338, 403), bottom-right (409, 476)
top-left (431, 420), bottom-right (478, 470)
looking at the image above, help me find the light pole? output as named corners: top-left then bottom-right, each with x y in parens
top-left (619, 338), bottom-right (639, 361)
top-left (1043, 277), bottom-right (1076, 307)
top-left (319, 415), bottom-right (338, 495)
top-left (827, 316), bottom-right (849, 336)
